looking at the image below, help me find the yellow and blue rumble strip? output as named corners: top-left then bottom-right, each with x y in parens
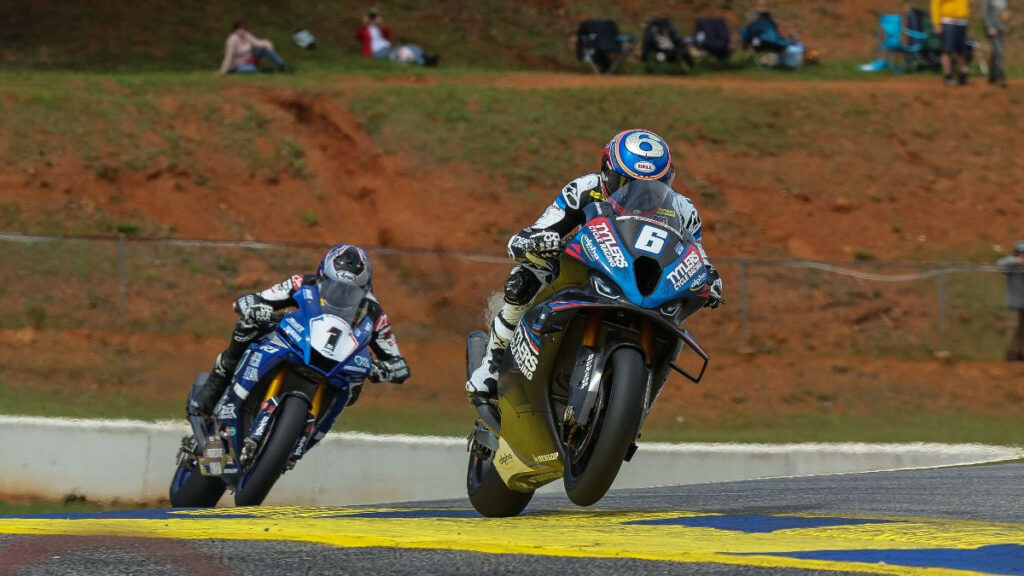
top-left (0, 507), bottom-right (1020, 575)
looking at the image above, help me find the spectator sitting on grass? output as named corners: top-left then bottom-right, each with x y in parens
top-left (996, 241), bottom-right (1024, 361)
top-left (219, 20), bottom-right (294, 75)
top-left (354, 9), bottom-right (439, 66)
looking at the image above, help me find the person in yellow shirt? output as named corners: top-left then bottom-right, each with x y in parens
top-left (931, 0), bottom-right (971, 85)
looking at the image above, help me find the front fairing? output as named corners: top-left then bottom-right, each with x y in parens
top-left (219, 285), bottom-right (373, 421)
top-left (565, 205), bottom-right (710, 311)
top-left (273, 284), bottom-right (374, 384)
top-left (538, 281), bottom-right (704, 341)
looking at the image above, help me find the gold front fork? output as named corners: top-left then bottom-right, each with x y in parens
top-left (263, 368), bottom-right (286, 403)
top-left (310, 385), bottom-right (326, 419)
top-left (263, 366), bottom-right (324, 419)
top-left (582, 311), bottom-right (602, 347)
top-left (639, 319), bottom-right (654, 365)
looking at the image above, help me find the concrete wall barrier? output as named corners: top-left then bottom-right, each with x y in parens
top-left (1, 416), bottom-right (1020, 506)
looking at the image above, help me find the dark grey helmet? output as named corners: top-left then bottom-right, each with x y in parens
top-left (317, 244), bottom-right (371, 321)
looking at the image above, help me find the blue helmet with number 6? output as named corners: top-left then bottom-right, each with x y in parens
top-left (317, 244), bottom-right (372, 321)
top-left (600, 129), bottom-right (675, 196)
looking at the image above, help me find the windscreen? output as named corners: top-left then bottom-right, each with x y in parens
top-left (606, 181), bottom-right (688, 238)
top-left (320, 278), bottom-right (367, 322)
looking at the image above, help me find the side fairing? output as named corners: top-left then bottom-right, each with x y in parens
top-left (228, 335), bottom-right (296, 407)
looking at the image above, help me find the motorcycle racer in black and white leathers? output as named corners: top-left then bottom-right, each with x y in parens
top-left (190, 244), bottom-right (410, 418)
top-left (466, 129), bottom-right (723, 401)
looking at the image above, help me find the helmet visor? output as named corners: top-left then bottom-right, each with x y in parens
top-left (601, 166), bottom-right (633, 195)
top-left (320, 277), bottom-right (367, 322)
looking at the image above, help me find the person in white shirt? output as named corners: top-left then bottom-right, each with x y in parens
top-left (219, 21), bottom-right (294, 75)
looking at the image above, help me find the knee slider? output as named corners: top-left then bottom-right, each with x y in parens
top-left (504, 266), bottom-right (542, 306)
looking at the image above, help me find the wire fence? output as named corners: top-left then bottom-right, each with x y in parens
top-left (0, 233), bottom-right (1012, 361)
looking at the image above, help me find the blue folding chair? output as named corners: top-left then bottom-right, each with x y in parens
top-left (877, 14), bottom-right (929, 73)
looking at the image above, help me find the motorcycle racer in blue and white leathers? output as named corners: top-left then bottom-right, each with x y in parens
top-left (465, 128), bottom-right (723, 401)
top-left (190, 244), bottom-right (410, 417)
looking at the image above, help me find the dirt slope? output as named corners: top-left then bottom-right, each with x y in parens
top-left (1, 72), bottom-right (1022, 440)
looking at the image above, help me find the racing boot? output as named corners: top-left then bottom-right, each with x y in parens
top-left (188, 354), bottom-right (233, 418)
top-left (465, 342), bottom-right (504, 402)
top-left (467, 264), bottom-right (550, 402)
top-left (465, 304), bottom-right (523, 402)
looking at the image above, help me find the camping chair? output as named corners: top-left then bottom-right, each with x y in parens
top-left (741, 11), bottom-right (802, 69)
top-left (689, 17), bottom-right (732, 62)
top-left (966, 38), bottom-right (989, 77)
top-left (905, 7), bottom-right (984, 75)
top-left (576, 19), bottom-right (636, 74)
top-left (874, 13), bottom-right (929, 73)
top-left (641, 17), bottom-right (693, 73)
top-left (905, 8), bottom-right (941, 70)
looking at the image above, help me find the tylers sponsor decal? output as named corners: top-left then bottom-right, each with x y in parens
top-left (667, 246), bottom-right (703, 290)
top-left (509, 324), bottom-right (539, 380)
top-left (589, 221), bottom-right (628, 268)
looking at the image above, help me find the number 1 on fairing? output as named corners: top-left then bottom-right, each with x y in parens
top-left (635, 225), bottom-right (668, 254)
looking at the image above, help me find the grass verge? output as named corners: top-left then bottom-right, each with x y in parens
top-left (1, 384), bottom-right (1018, 446)
top-left (0, 380), bottom-right (179, 422)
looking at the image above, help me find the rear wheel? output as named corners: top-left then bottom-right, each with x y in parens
top-left (467, 440), bottom-right (534, 517)
top-left (563, 347), bottom-right (646, 506)
top-left (234, 396), bottom-right (309, 507)
top-left (169, 442), bottom-right (226, 508)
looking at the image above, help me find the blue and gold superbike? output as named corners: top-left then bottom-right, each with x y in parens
top-left (170, 282), bottom-right (374, 507)
top-left (467, 183), bottom-right (713, 516)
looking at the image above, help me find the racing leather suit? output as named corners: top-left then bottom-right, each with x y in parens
top-left (191, 274), bottom-right (409, 417)
top-left (466, 173), bottom-right (721, 399)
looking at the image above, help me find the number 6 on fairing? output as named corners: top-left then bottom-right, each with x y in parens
top-left (635, 225), bottom-right (668, 254)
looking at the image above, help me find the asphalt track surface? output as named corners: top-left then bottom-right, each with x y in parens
top-left (0, 462), bottom-right (1021, 576)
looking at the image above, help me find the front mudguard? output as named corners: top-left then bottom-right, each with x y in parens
top-left (248, 390), bottom-right (313, 451)
top-left (565, 342), bottom-right (648, 431)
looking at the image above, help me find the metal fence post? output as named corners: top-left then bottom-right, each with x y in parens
top-left (118, 236), bottom-right (127, 314)
top-left (739, 259), bottom-right (749, 338)
top-left (936, 268), bottom-right (946, 349)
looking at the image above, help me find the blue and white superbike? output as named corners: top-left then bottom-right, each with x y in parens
top-left (170, 281), bottom-right (375, 507)
top-left (466, 180), bottom-right (714, 517)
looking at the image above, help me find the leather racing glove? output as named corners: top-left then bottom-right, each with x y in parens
top-left (370, 357), bottom-right (411, 384)
top-left (705, 266), bottom-right (723, 309)
top-left (234, 294), bottom-right (275, 324)
top-left (524, 230), bottom-right (562, 259)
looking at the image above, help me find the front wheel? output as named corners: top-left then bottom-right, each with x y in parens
top-left (467, 442), bottom-right (534, 517)
top-left (234, 396), bottom-right (309, 507)
top-left (169, 444), bottom-right (226, 507)
top-left (563, 346), bottom-right (646, 506)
